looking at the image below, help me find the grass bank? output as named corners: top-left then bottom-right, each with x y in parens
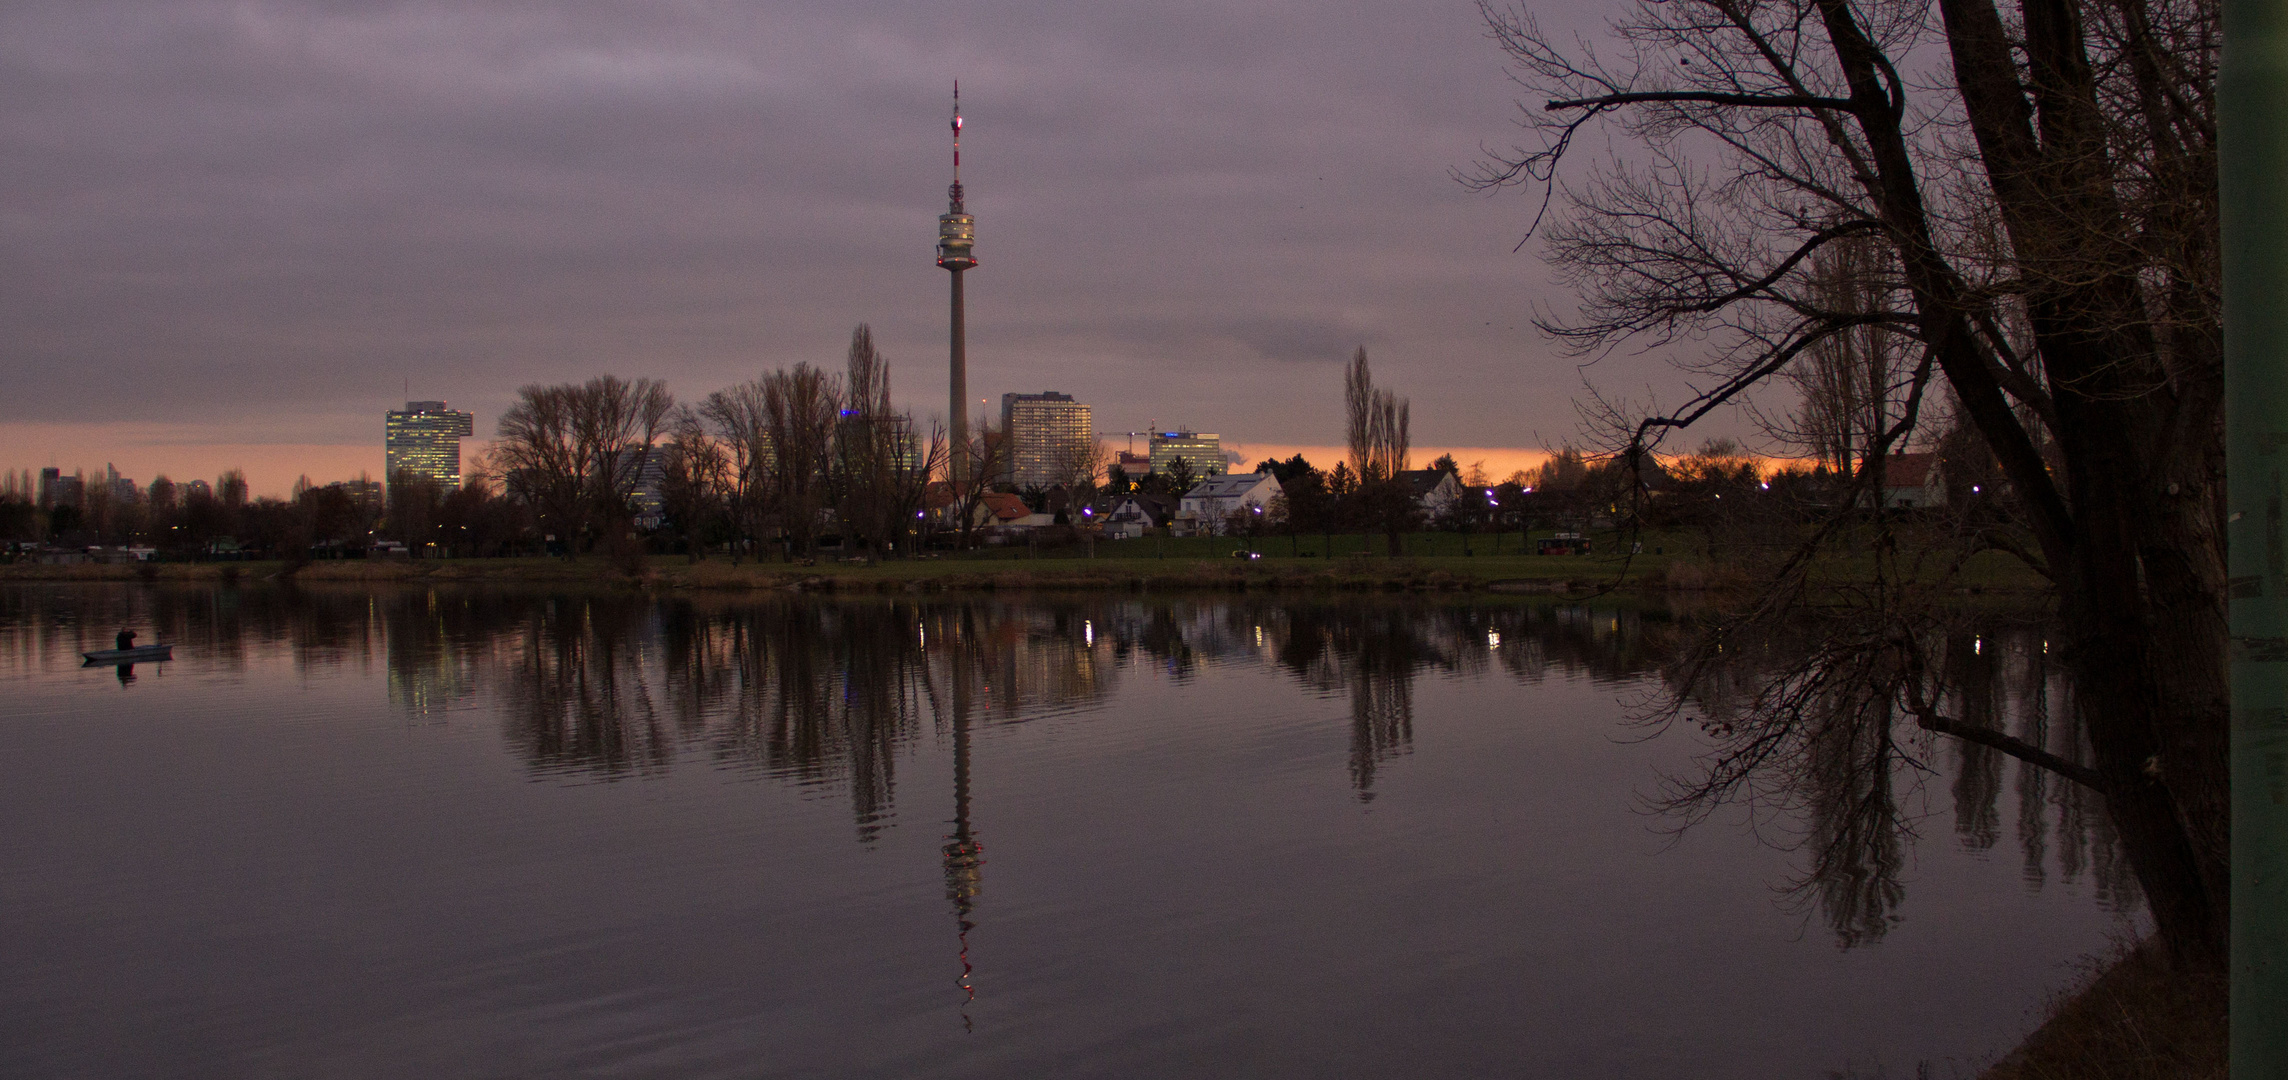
top-left (0, 532), bottom-right (2047, 595)
top-left (0, 550), bottom-right (1648, 594)
top-left (1981, 944), bottom-right (2225, 1080)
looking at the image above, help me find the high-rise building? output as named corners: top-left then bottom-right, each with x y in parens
top-left (333, 479), bottom-right (384, 513)
top-left (838, 412), bottom-right (919, 477)
top-left (937, 84), bottom-right (978, 493)
top-left (105, 464), bottom-right (137, 505)
top-left (1000, 392), bottom-right (1092, 489)
top-left (385, 400), bottom-right (475, 489)
top-left (615, 447), bottom-right (667, 529)
top-left (1148, 430), bottom-right (1223, 478)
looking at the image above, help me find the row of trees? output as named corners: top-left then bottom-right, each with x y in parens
top-left (1, 468), bottom-right (257, 552)
top-left (0, 468), bottom-right (538, 562)
top-left (489, 326), bottom-right (971, 561)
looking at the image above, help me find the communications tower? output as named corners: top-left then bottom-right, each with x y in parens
top-left (937, 83), bottom-right (978, 493)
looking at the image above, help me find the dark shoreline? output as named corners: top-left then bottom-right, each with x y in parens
top-left (0, 549), bottom-right (2051, 599)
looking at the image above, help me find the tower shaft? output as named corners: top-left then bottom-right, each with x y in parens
top-left (936, 82), bottom-right (977, 495)
top-left (949, 271), bottom-right (968, 492)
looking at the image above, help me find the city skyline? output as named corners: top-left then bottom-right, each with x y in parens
top-left (0, 0), bottom-right (1749, 500)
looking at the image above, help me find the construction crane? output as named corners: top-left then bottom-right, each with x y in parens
top-left (1098, 426), bottom-right (1158, 456)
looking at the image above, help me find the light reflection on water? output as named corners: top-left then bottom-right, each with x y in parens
top-left (0, 584), bottom-right (2135, 1078)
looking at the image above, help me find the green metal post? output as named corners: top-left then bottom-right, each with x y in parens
top-left (2224, 0), bottom-right (2288, 1069)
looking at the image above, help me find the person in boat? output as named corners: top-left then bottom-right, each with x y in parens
top-left (115, 628), bottom-right (136, 652)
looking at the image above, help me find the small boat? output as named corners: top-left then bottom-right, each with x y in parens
top-left (81, 644), bottom-right (173, 665)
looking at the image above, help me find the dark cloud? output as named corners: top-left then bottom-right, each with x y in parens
top-left (1219, 317), bottom-right (1378, 366)
top-left (1, 0), bottom-right (1723, 467)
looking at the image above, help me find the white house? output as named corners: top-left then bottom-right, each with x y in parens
top-left (1175, 472), bottom-right (1283, 537)
top-left (1396, 469), bottom-right (1466, 518)
top-left (1878, 452), bottom-right (1946, 509)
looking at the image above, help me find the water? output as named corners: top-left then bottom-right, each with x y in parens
top-left (0, 585), bottom-right (2136, 1078)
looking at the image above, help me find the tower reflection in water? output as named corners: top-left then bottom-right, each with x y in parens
top-left (249, 590), bottom-right (2134, 955)
top-left (939, 608), bottom-right (984, 1025)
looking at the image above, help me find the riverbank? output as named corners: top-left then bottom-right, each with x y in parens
top-left (0, 540), bottom-right (2047, 595)
top-left (0, 552), bottom-right (1649, 593)
top-left (1982, 944), bottom-right (2226, 1080)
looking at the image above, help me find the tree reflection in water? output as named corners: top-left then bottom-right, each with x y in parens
top-left (1656, 614), bottom-right (2137, 946)
top-left (0, 586), bottom-right (2134, 950)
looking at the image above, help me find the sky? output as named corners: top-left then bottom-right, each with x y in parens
top-left (1, 0), bottom-right (1745, 497)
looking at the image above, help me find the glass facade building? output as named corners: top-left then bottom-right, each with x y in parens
top-left (1000, 392), bottom-right (1093, 490)
top-left (385, 401), bottom-right (475, 489)
top-left (1148, 430), bottom-right (1223, 478)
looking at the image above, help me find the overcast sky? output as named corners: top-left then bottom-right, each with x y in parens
top-left (1, 0), bottom-right (1738, 494)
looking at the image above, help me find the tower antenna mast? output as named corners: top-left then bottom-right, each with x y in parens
top-left (937, 81), bottom-right (978, 502)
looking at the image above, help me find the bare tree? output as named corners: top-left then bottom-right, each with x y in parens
top-left (495, 376), bottom-right (674, 556)
top-left (835, 324), bottom-right (926, 559)
top-left (1050, 436), bottom-right (1110, 497)
top-left (700, 380), bottom-right (773, 563)
top-left (494, 385), bottom-right (585, 553)
top-left (950, 415), bottom-right (1007, 550)
top-left (1469, 0), bottom-right (2225, 964)
top-left (1343, 347), bottom-right (1411, 482)
top-left (1343, 347), bottom-right (1416, 553)
top-left (657, 406), bottom-right (728, 562)
top-left (579, 375), bottom-right (675, 536)
top-left (1771, 234), bottom-right (1914, 480)
top-left (762, 364), bottom-right (839, 559)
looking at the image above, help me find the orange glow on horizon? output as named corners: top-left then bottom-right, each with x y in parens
top-left (0, 422), bottom-right (386, 500)
top-left (1219, 444), bottom-right (1555, 483)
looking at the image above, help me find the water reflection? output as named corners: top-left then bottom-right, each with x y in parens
top-left (0, 586), bottom-right (2134, 949)
top-left (1662, 616), bottom-right (2136, 946)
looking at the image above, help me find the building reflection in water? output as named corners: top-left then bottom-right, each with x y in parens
top-left (0, 585), bottom-right (2132, 952)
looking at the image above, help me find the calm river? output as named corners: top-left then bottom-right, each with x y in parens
top-left (0, 584), bottom-right (2135, 1078)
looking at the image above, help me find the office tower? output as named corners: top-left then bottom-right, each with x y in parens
top-left (334, 479), bottom-right (384, 513)
top-left (838, 412), bottom-right (919, 477)
top-left (937, 83), bottom-right (978, 493)
top-left (1148, 430), bottom-right (1223, 478)
top-left (999, 392), bottom-right (1092, 489)
top-left (385, 400), bottom-right (476, 489)
top-left (105, 464), bottom-right (137, 504)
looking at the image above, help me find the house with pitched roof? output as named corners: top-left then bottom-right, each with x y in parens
top-left (1175, 472), bottom-right (1283, 536)
top-left (1395, 469), bottom-right (1466, 517)
top-left (1097, 494), bottom-right (1174, 539)
top-left (1878, 452), bottom-right (1946, 509)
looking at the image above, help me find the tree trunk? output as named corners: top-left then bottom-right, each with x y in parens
top-left (2056, 457), bottom-right (2231, 967)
